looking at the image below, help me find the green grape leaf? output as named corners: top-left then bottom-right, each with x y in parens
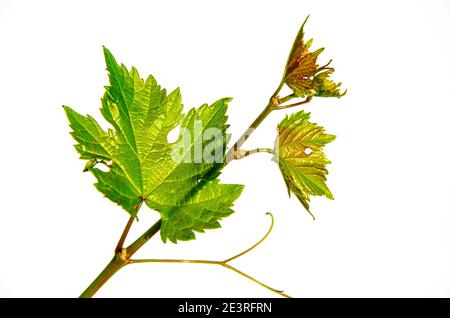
top-left (274, 110), bottom-right (335, 216)
top-left (64, 47), bottom-right (243, 243)
top-left (283, 16), bottom-right (346, 98)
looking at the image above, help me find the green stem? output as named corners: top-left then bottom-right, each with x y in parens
top-left (225, 102), bottom-right (275, 163)
top-left (79, 254), bottom-right (126, 298)
top-left (79, 219), bottom-right (162, 298)
top-left (277, 96), bottom-right (312, 109)
top-left (278, 93), bottom-right (296, 104)
top-left (130, 259), bottom-right (221, 265)
top-left (126, 219), bottom-right (162, 256)
top-left (114, 206), bottom-right (142, 254)
top-left (235, 148), bottom-right (273, 160)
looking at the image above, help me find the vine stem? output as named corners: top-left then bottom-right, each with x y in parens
top-left (224, 81), bottom-right (311, 163)
top-left (80, 78), bottom-right (311, 298)
top-left (114, 216), bottom-right (135, 253)
top-left (277, 96), bottom-right (312, 109)
top-left (128, 213), bottom-right (290, 298)
top-left (79, 218), bottom-right (161, 298)
top-left (234, 148), bottom-right (273, 160)
top-left (114, 202), bottom-right (142, 253)
top-left (225, 101), bottom-right (275, 163)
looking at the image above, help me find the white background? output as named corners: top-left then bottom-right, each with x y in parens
top-left (1, 0), bottom-right (450, 297)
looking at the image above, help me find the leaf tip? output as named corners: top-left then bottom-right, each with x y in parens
top-left (102, 45), bottom-right (111, 55)
top-left (325, 190), bottom-right (334, 200)
top-left (328, 134), bottom-right (337, 143)
top-left (103, 46), bottom-right (119, 70)
top-left (314, 47), bottom-right (325, 55)
top-left (339, 88), bottom-right (348, 98)
top-left (301, 15), bottom-right (310, 30)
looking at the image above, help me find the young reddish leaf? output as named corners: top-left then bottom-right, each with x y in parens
top-left (283, 16), bottom-right (345, 99)
top-left (274, 111), bottom-right (335, 216)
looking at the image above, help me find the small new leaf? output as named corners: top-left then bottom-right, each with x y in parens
top-left (274, 111), bottom-right (335, 216)
top-left (283, 16), bottom-right (345, 98)
top-left (64, 47), bottom-right (243, 243)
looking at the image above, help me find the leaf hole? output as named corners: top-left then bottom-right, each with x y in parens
top-left (304, 147), bottom-right (312, 155)
top-left (95, 163), bottom-right (109, 172)
top-left (167, 126), bottom-right (180, 144)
